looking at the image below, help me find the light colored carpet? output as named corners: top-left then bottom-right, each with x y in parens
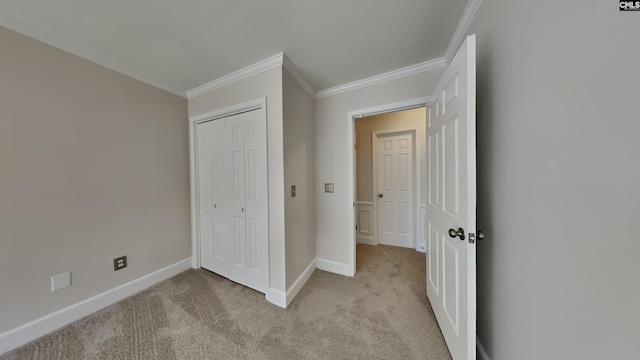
top-left (1, 245), bottom-right (452, 359)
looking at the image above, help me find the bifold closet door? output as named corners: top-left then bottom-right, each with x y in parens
top-left (196, 108), bottom-right (268, 294)
top-left (226, 110), bottom-right (268, 293)
top-left (197, 119), bottom-right (228, 277)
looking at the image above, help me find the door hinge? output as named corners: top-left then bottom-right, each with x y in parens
top-left (354, 144), bottom-right (357, 150)
top-left (468, 233), bottom-right (475, 244)
top-left (356, 225), bottom-right (358, 231)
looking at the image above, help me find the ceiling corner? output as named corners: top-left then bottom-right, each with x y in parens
top-left (282, 54), bottom-right (315, 97)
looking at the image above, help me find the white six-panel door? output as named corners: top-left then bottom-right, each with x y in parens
top-left (226, 110), bottom-right (269, 292)
top-left (196, 108), bottom-right (268, 294)
top-left (426, 34), bottom-right (476, 360)
top-left (376, 132), bottom-right (414, 248)
top-left (197, 119), bottom-right (227, 276)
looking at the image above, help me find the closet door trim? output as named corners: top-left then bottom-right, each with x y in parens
top-left (189, 97), bottom-right (267, 270)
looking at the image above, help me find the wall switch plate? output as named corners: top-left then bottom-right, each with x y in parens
top-left (324, 183), bottom-right (334, 193)
top-left (51, 272), bottom-right (71, 292)
top-left (114, 256), bottom-right (127, 271)
top-left (291, 185), bottom-right (296, 197)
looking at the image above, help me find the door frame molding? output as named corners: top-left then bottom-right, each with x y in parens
top-left (188, 97), bottom-right (267, 269)
top-left (347, 97), bottom-right (435, 275)
top-left (372, 128), bottom-right (418, 249)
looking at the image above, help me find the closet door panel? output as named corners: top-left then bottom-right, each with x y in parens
top-left (240, 110), bottom-right (269, 292)
top-left (196, 122), bottom-right (214, 271)
top-left (227, 116), bottom-right (247, 285)
top-left (198, 119), bottom-right (229, 276)
top-left (211, 120), bottom-right (229, 276)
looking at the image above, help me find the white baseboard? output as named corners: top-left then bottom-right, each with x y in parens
top-left (477, 336), bottom-right (491, 360)
top-left (265, 288), bottom-right (286, 309)
top-left (316, 258), bottom-right (354, 277)
top-left (356, 235), bottom-right (376, 245)
top-left (265, 259), bottom-right (317, 309)
top-left (285, 259), bottom-right (316, 307)
top-left (0, 257), bottom-right (192, 355)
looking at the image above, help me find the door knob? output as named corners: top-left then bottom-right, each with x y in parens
top-left (378, 193), bottom-right (383, 198)
top-left (477, 230), bottom-right (485, 241)
top-left (448, 227), bottom-right (465, 241)
top-left (241, 207), bottom-right (244, 212)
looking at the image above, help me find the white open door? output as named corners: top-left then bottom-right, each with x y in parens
top-left (426, 34), bottom-right (476, 360)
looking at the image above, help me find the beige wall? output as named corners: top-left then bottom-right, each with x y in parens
top-left (355, 108), bottom-right (426, 204)
top-left (283, 69), bottom-right (316, 289)
top-left (188, 66), bottom-right (287, 294)
top-left (0, 26), bottom-right (190, 333)
top-left (467, 0), bottom-right (640, 358)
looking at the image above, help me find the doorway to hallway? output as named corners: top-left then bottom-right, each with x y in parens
top-left (354, 107), bottom-right (427, 257)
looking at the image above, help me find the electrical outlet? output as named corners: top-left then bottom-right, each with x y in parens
top-left (114, 256), bottom-right (127, 271)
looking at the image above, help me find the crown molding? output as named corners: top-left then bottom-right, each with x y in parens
top-left (0, 12), bottom-right (186, 98)
top-left (186, 53), bottom-right (284, 99)
top-left (314, 0), bottom-right (482, 99)
top-left (314, 57), bottom-right (447, 99)
top-left (444, 0), bottom-right (482, 63)
top-left (1, 0), bottom-right (483, 101)
top-left (282, 54), bottom-right (315, 97)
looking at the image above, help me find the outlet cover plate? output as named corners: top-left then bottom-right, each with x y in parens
top-left (114, 256), bottom-right (127, 271)
top-left (51, 272), bottom-right (71, 292)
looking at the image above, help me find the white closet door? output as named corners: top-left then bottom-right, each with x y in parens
top-left (241, 110), bottom-right (269, 293)
top-left (197, 120), bottom-right (228, 276)
top-left (197, 108), bottom-right (268, 294)
top-left (226, 114), bottom-right (247, 286)
top-left (225, 109), bottom-right (269, 293)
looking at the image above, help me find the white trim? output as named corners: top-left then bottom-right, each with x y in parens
top-left (316, 258), bottom-right (353, 277)
top-left (189, 98), bottom-right (267, 270)
top-left (0, 0), bottom-right (482, 101)
top-left (477, 336), bottom-right (491, 360)
top-left (0, 258), bottom-right (192, 355)
top-left (0, 13), bottom-right (185, 98)
top-left (356, 201), bottom-right (375, 245)
top-left (356, 236), bottom-right (376, 246)
top-left (347, 98), bottom-right (433, 277)
top-left (186, 53), bottom-right (284, 99)
top-left (313, 0), bottom-right (481, 99)
top-left (372, 128), bottom-right (419, 250)
top-left (352, 97), bottom-right (436, 119)
top-left (418, 204), bottom-right (427, 253)
top-left (315, 58), bottom-right (446, 99)
top-left (284, 259), bottom-right (316, 307)
top-left (265, 288), bottom-right (286, 308)
top-left (444, 0), bottom-right (483, 63)
top-left (282, 54), bottom-right (315, 97)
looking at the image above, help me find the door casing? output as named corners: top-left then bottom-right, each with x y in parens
top-left (347, 97), bottom-right (435, 275)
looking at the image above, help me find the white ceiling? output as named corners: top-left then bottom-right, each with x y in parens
top-left (0, 0), bottom-right (471, 97)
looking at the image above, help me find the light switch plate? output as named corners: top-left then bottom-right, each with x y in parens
top-left (324, 183), bottom-right (334, 193)
top-left (51, 272), bottom-right (71, 292)
top-left (291, 185), bottom-right (296, 197)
